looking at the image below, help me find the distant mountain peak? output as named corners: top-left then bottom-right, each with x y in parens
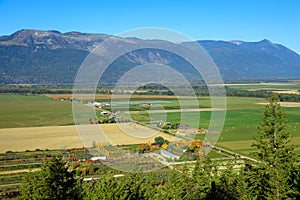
top-left (0, 29), bottom-right (300, 84)
top-left (0, 29), bottom-right (110, 51)
top-left (12, 29), bottom-right (61, 37)
top-left (228, 40), bottom-right (245, 45)
top-left (259, 39), bottom-right (272, 43)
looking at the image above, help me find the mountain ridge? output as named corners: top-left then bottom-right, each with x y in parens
top-left (0, 29), bottom-right (300, 84)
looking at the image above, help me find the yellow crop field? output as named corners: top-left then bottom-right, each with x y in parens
top-left (99, 123), bottom-right (174, 145)
top-left (0, 126), bottom-right (83, 152)
top-left (0, 123), bottom-right (174, 153)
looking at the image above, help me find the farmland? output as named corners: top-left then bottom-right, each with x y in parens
top-left (138, 106), bottom-right (300, 156)
top-left (1, 94), bottom-right (300, 156)
top-left (0, 123), bottom-right (175, 153)
top-left (1, 91), bottom-right (300, 197)
top-left (0, 125), bottom-right (83, 152)
top-left (44, 93), bottom-right (179, 100)
top-left (223, 81), bottom-right (300, 92)
top-left (0, 95), bottom-right (74, 128)
top-left (0, 94), bottom-right (300, 145)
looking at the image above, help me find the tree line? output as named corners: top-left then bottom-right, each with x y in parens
top-left (1, 84), bottom-right (300, 102)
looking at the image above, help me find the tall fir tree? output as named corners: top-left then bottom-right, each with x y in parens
top-left (249, 95), bottom-right (297, 199)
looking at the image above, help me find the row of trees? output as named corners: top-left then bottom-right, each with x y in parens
top-left (1, 84), bottom-right (300, 102)
top-left (0, 85), bottom-right (112, 95)
top-left (226, 87), bottom-right (300, 102)
top-left (20, 96), bottom-right (300, 199)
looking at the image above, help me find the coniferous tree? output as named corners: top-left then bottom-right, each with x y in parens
top-left (155, 170), bottom-right (185, 199)
top-left (133, 173), bottom-right (157, 199)
top-left (214, 165), bottom-right (248, 200)
top-left (249, 96), bottom-right (296, 199)
top-left (192, 157), bottom-right (218, 199)
top-left (87, 172), bottom-right (157, 200)
top-left (155, 165), bottom-right (196, 200)
top-left (20, 155), bottom-right (83, 200)
top-left (87, 172), bottom-right (124, 200)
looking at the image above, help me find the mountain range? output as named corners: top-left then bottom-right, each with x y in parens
top-left (0, 29), bottom-right (300, 84)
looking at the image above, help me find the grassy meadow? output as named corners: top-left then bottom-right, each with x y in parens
top-left (0, 94), bottom-right (74, 128)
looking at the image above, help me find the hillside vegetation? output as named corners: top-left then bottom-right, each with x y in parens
top-left (1, 29), bottom-right (300, 84)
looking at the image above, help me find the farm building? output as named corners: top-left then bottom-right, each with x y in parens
top-left (160, 150), bottom-right (180, 160)
top-left (90, 156), bottom-right (107, 161)
top-left (92, 102), bottom-right (110, 108)
top-left (102, 102), bottom-right (110, 107)
top-left (92, 102), bottom-right (102, 108)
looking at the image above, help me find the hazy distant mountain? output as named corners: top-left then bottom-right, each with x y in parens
top-left (0, 29), bottom-right (299, 84)
top-left (198, 39), bottom-right (300, 80)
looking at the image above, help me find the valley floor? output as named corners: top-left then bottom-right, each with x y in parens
top-left (0, 123), bottom-right (174, 153)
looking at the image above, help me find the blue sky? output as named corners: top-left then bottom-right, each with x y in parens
top-left (1, 0), bottom-right (300, 53)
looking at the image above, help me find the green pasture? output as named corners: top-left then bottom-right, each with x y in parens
top-left (130, 96), bottom-right (300, 156)
top-left (110, 96), bottom-right (207, 111)
top-left (130, 96), bottom-right (268, 134)
top-left (0, 94), bottom-right (74, 128)
top-left (145, 107), bottom-right (299, 139)
top-left (102, 96), bottom-right (267, 111)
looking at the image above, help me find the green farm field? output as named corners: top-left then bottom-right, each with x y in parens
top-left (133, 107), bottom-right (300, 139)
top-left (0, 94), bottom-right (74, 128)
top-left (0, 94), bottom-right (300, 156)
top-left (129, 96), bottom-right (300, 155)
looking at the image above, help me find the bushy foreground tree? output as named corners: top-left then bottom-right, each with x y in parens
top-left (20, 155), bottom-right (84, 200)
